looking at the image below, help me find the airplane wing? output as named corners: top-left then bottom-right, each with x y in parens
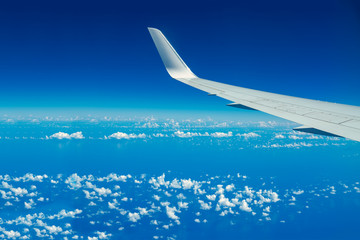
top-left (148, 27), bottom-right (360, 142)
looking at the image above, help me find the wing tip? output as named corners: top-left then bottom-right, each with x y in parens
top-left (148, 27), bottom-right (160, 33)
top-left (148, 27), bottom-right (198, 80)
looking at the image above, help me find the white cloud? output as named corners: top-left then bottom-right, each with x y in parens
top-left (198, 200), bottom-right (212, 210)
top-left (173, 131), bottom-right (205, 138)
top-left (48, 132), bottom-right (84, 139)
top-left (14, 173), bottom-right (47, 182)
top-left (106, 132), bottom-right (146, 140)
top-left (2, 181), bottom-right (12, 188)
top-left (211, 132), bottom-right (233, 138)
top-left (288, 135), bottom-right (302, 140)
top-left (0, 228), bottom-right (21, 239)
top-left (239, 200), bottom-right (252, 212)
top-left (274, 134), bottom-right (285, 139)
top-left (218, 195), bottom-right (235, 208)
top-left (165, 206), bottom-right (179, 220)
top-left (95, 231), bottom-right (112, 239)
top-left (170, 179), bottom-right (182, 189)
top-left (293, 190), bottom-right (304, 195)
top-left (206, 194), bottom-right (216, 201)
top-left (45, 225), bottom-right (62, 234)
top-left (225, 184), bottom-right (235, 192)
top-left (178, 202), bottom-right (189, 209)
top-left (10, 187), bottom-right (28, 196)
top-left (128, 212), bottom-right (140, 222)
top-left (136, 207), bottom-right (149, 215)
top-left (65, 173), bottom-right (84, 189)
top-left (181, 179), bottom-right (194, 190)
top-left (236, 132), bottom-right (260, 138)
top-left (48, 209), bottom-right (82, 220)
top-left (24, 200), bottom-right (34, 209)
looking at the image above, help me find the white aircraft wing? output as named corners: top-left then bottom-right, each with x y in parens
top-left (148, 27), bottom-right (360, 142)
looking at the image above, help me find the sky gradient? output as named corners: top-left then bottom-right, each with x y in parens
top-left (1, 3), bottom-right (360, 239)
top-left (0, 0), bottom-right (359, 114)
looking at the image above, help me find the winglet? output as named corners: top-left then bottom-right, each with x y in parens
top-left (148, 28), bottom-right (197, 79)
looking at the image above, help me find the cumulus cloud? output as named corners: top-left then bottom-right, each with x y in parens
top-left (206, 194), bottom-right (217, 201)
top-left (165, 206), bottom-right (179, 220)
top-left (239, 200), bottom-right (252, 212)
top-left (65, 173), bottom-right (84, 189)
top-left (47, 132), bottom-right (84, 139)
top-left (198, 200), bottom-right (212, 210)
top-left (10, 187), bottom-right (28, 196)
top-left (288, 135), bottom-right (302, 140)
top-left (211, 132), bottom-right (233, 138)
top-left (48, 209), bottom-right (82, 220)
top-left (236, 132), bottom-right (260, 138)
top-left (0, 172), bottom-right (351, 239)
top-left (225, 184), bottom-right (235, 192)
top-left (293, 190), bottom-right (304, 195)
top-left (128, 212), bottom-right (141, 222)
top-left (274, 134), bottom-right (285, 139)
top-left (106, 132), bottom-right (146, 140)
top-left (173, 131), bottom-right (207, 138)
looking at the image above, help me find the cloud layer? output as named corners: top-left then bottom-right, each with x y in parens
top-left (0, 172), bottom-right (358, 239)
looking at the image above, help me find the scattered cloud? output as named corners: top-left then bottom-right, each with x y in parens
top-left (47, 132), bottom-right (84, 139)
top-left (106, 132), bottom-right (146, 140)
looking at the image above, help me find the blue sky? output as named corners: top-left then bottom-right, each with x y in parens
top-left (1, 3), bottom-right (360, 238)
top-left (0, 0), bottom-right (359, 114)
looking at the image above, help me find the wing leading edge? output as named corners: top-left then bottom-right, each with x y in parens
top-left (148, 27), bottom-right (360, 142)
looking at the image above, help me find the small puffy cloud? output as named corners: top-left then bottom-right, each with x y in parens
top-left (24, 200), bottom-right (34, 209)
top-left (173, 131), bottom-right (204, 138)
top-left (170, 179), bottom-right (182, 189)
top-left (65, 173), bottom-right (84, 189)
top-left (1, 229), bottom-right (21, 239)
top-left (48, 132), bottom-right (84, 139)
top-left (136, 207), bottom-right (149, 215)
top-left (236, 132), bottom-right (260, 138)
top-left (288, 135), bottom-right (302, 140)
top-left (177, 193), bottom-right (186, 200)
top-left (198, 200), bottom-right (212, 210)
top-left (274, 134), bottom-right (285, 139)
top-left (153, 195), bottom-right (161, 201)
top-left (95, 231), bottom-right (112, 239)
top-left (225, 184), bottom-right (235, 192)
top-left (48, 209), bottom-right (82, 220)
top-left (45, 225), bottom-right (62, 234)
top-left (2, 181), bottom-right (12, 188)
top-left (128, 212), bottom-right (141, 222)
top-left (181, 179), bottom-right (194, 190)
top-left (106, 132), bottom-right (146, 140)
top-left (166, 206), bottom-right (179, 220)
top-left (94, 187), bottom-right (112, 196)
top-left (10, 187), bottom-right (28, 196)
top-left (211, 132), bottom-right (233, 138)
top-left (239, 200), bottom-right (252, 212)
top-left (206, 194), bottom-right (216, 201)
top-left (218, 195), bottom-right (235, 208)
top-left (14, 173), bottom-right (47, 182)
top-left (178, 201), bottom-right (189, 209)
top-left (293, 190), bottom-right (304, 195)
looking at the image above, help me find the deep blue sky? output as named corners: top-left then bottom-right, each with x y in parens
top-left (0, 0), bottom-right (359, 113)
